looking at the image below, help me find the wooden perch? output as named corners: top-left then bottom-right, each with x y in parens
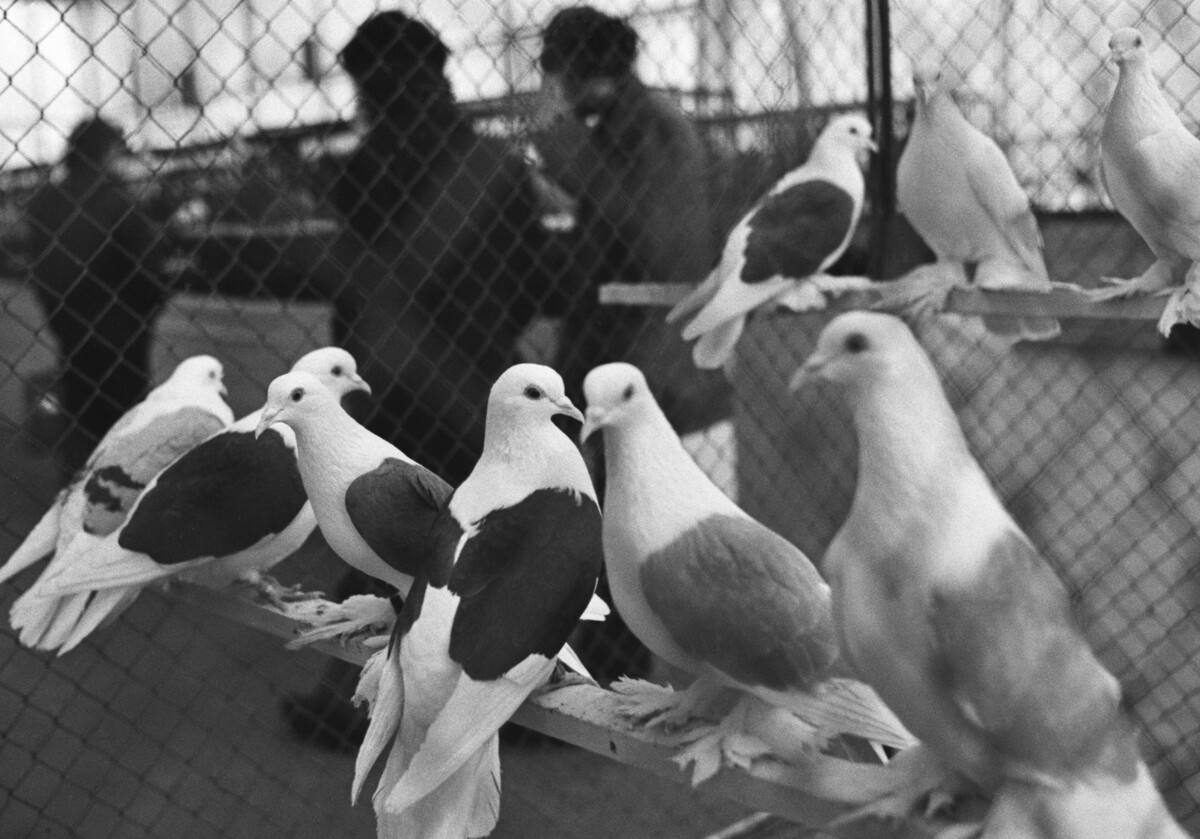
top-left (169, 583), bottom-right (983, 838)
top-left (599, 273), bottom-right (1168, 322)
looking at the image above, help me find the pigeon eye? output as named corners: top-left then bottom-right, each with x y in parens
top-left (845, 333), bottom-right (869, 353)
top-left (622, 384), bottom-right (635, 401)
top-left (290, 387), bottom-right (304, 402)
top-left (332, 365), bottom-right (343, 376)
top-left (1134, 35), bottom-right (1143, 47)
top-left (524, 386), bottom-right (543, 400)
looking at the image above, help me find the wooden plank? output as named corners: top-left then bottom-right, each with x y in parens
top-left (168, 583), bottom-right (979, 838)
top-left (598, 277), bottom-right (1167, 322)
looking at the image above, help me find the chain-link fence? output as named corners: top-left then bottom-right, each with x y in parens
top-left (1, 0), bottom-right (1199, 836)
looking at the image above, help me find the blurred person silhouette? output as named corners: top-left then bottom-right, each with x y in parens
top-left (533, 5), bottom-right (729, 436)
top-left (26, 116), bottom-right (172, 476)
top-left (287, 10), bottom-right (560, 749)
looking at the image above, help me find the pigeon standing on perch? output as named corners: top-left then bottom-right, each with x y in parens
top-left (23, 348), bottom-right (370, 654)
top-left (888, 62), bottom-right (1060, 342)
top-left (580, 362), bottom-right (915, 785)
top-left (2, 355), bottom-right (233, 650)
top-left (792, 311), bottom-right (1189, 838)
top-left (667, 113), bottom-right (876, 370)
top-left (352, 364), bottom-right (604, 839)
top-left (1090, 27), bottom-right (1200, 336)
top-left (254, 368), bottom-right (454, 640)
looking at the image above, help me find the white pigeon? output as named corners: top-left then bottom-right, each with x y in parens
top-left (792, 311), bottom-right (1188, 838)
top-left (256, 369), bottom-right (453, 609)
top-left (580, 362), bottom-right (915, 785)
top-left (1090, 27), bottom-right (1200, 336)
top-left (22, 347), bottom-right (370, 654)
top-left (353, 364), bottom-right (604, 839)
top-left (888, 61), bottom-right (1060, 342)
top-left (666, 113), bottom-right (876, 370)
top-left (2, 355), bottom-right (233, 652)
top-left (1, 355), bottom-right (232, 589)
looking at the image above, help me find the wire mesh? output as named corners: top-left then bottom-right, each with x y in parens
top-left (0, 0), bottom-right (1197, 836)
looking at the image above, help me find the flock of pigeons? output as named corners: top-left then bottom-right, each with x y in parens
top-left (673, 27), bottom-right (1200, 368)
top-left (3, 24), bottom-right (1196, 839)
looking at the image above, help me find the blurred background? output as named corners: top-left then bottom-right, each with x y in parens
top-left (1, 0), bottom-right (1199, 836)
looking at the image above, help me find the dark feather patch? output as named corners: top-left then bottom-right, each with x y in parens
top-left (443, 488), bottom-right (603, 682)
top-left (641, 514), bottom-right (838, 691)
top-left (345, 458), bottom-right (453, 580)
top-left (118, 429), bottom-right (307, 565)
top-left (740, 179), bottom-right (856, 284)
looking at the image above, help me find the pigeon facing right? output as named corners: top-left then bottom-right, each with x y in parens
top-left (1091, 27), bottom-right (1200, 335)
top-left (889, 61), bottom-right (1060, 342)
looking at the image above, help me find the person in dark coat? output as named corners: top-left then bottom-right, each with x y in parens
top-left (25, 116), bottom-right (171, 474)
top-left (325, 9), bottom-right (553, 484)
top-left (533, 5), bottom-right (729, 434)
top-left (286, 10), bottom-right (558, 749)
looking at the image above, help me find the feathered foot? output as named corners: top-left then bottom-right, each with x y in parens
top-left (1087, 260), bottom-right (1179, 302)
top-left (827, 744), bottom-right (975, 829)
top-left (671, 703), bottom-right (776, 785)
top-left (872, 263), bottom-right (964, 322)
top-left (284, 593), bottom-right (396, 648)
top-left (236, 572), bottom-right (324, 611)
top-left (1155, 267), bottom-right (1200, 336)
top-left (774, 275), bottom-right (874, 314)
top-left (611, 675), bottom-right (731, 731)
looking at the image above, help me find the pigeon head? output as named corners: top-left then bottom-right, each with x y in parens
top-left (817, 113), bottom-right (877, 156)
top-left (911, 60), bottom-right (947, 107)
top-left (255, 371), bottom-right (339, 438)
top-left (168, 354), bottom-right (228, 398)
top-left (289, 347), bottom-right (371, 398)
top-left (1108, 28), bottom-right (1147, 66)
top-left (790, 311), bottom-right (936, 398)
top-left (486, 363), bottom-right (583, 441)
top-left (579, 362), bottom-right (655, 442)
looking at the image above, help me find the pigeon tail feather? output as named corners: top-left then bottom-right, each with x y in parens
top-left (375, 737), bottom-right (500, 839)
top-left (666, 267), bottom-right (725, 324)
top-left (692, 318), bottom-right (745, 370)
top-left (352, 648), bottom-right (404, 804)
top-left (0, 503), bottom-right (62, 585)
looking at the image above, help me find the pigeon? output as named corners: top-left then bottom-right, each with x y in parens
top-left (22, 347), bottom-right (370, 654)
top-left (667, 113), bottom-right (876, 370)
top-left (579, 361), bottom-right (915, 785)
top-left (1, 355), bottom-right (233, 590)
top-left (255, 369), bottom-right (453, 611)
top-left (791, 311), bottom-right (1188, 838)
top-left (1090, 27), bottom-right (1200, 336)
top-left (3, 355), bottom-right (234, 652)
top-left (353, 364), bottom-right (604, 839)
top-left (888, 61), bottom-right (1060, 342)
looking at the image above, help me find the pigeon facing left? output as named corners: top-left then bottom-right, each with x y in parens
top-left (22, 347), bottom-right (370, 654)
top-left (889, 62), bottom-right (1060, 342)
top-left (793, 311), bottom-right (1188, 838)
top-left (2, 355), bottom-right (233, 651)
top-left (354, 364), bottom-right (604, 839)
top-left (667, 114), bottom-right (876, 370)
top-left (1091, 27), bottom-right (1200, 335)
top-left (581, 362), bottom-right (914, 784)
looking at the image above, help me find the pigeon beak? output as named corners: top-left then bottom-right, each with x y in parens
top-left (219, 382), bottom-right (229, 398)
top-left (254, 410), bottom-right (279, 439)
top-left (789, 354), bottom-right (828, 392)
top-left (580, 407), bottom-right (608, 443)
top-left (351, 373), bottom-right (372, 395)
top-left (865, 137), bottom-right (879, 153)
top-left (554, 396), bottom-right (584, 425)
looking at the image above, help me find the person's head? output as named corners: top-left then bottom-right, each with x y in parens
top-left (340, 11), bottom-right (451, 114)
top-left (537, 6), bottom-right (639, 124)
top-left (63, 116), bottom-right (128, 176)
